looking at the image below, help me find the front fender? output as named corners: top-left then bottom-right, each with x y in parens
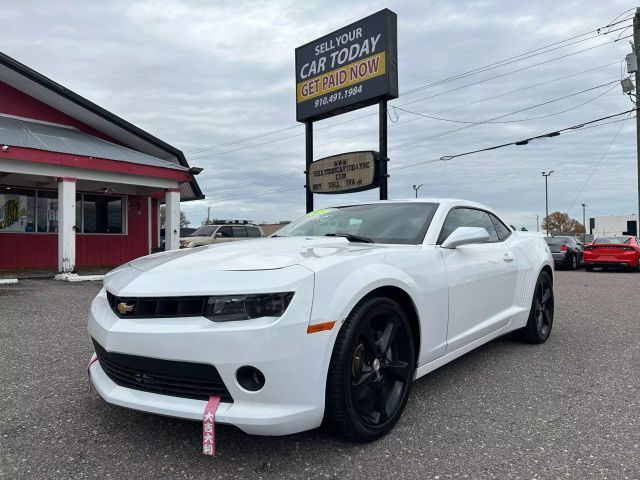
top-left (311, 263), bottom-right (422, 327)
top-left (308, 248), bottom-right (449, 378)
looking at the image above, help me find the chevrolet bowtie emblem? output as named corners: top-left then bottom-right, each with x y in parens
top-left (117, 302), bottom-right (134, 315)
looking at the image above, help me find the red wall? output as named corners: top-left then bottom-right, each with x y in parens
top-left (0, 81), bottom-right (122, 145)
top-left (0, 234), bottom-right (57, 269)
top-left (0, 195), bottom-right (150, 270)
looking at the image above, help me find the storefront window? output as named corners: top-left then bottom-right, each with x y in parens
top-left (82, 194), bottom-right (124, 234)
top-left (0, 188), bottom-right (36, 232)
top-left (36, 190), bottom-right (58, 233)
top-left (0, 189), bottom-right (125, 234)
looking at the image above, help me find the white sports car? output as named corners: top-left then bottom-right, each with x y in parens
top-left (88, 199), bottom-right (554, 441)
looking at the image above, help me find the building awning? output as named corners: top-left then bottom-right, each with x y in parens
top-left (0, 115), bottom-right (187, 171)
top-left (0, 51), bottom-right (204, 200)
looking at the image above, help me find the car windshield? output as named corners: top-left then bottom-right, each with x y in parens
top-left (192, 226), bottom-right (217, 237)
top-left (593, 236), bottom-right (631, 244)
top-left (544, 237), bottom-right (569, 245)
top-left (275, 203), bottom-right (439, 245)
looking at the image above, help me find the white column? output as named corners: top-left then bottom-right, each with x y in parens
top-left (165, 189), bottom-right (180, 251)
top-left (58, 177), bottom-right (76, 273)
top-left (147, 196), bottom-right (152, 255)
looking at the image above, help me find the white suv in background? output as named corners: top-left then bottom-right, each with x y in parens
top-left (180, 224), bottom-right (264, 248)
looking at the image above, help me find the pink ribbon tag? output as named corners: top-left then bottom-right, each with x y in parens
top-left (87, 353), bottom-right (98, 391)
top-left (202, 396), bottom-right (221, 456)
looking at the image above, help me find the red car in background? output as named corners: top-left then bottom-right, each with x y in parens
top-left (583, 235), bottom-right (640, 271)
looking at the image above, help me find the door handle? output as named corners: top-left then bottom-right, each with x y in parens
top-left (503, 253), bottom-right (514, 262)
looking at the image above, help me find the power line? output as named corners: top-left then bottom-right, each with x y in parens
top-left (184, 22), bottom-right (631, 158)
top-left (188, 35), bottom-right (631, 162)
top-left (389, 109), bottom-right (636, 172)
top-left (389, 81), bottom-right (630, 152)
top-left (184, 109), bottom-right (635, 216)
top-left (401, 24), bottom-right (630, 97)
top-left (564, 113), bottom-right (633, 215)
top-left (394, 81), bottom-right (618, 125)
top-left (197, 77), bottom-right (624, 195)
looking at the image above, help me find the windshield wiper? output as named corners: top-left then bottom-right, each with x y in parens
top-left (325, 233), bottom-right (374, 243)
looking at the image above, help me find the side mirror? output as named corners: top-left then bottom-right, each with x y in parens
top-left (441, 227), bottom-right (490, 249)
top-left (214, 232), bottom-right (222, 238)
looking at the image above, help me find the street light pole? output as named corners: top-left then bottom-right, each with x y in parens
top-left (412, 184), bottom-right (423, 198)
top-left (582, 203), bottom-right (588, 244)
top-left (541, 171), bottom-right (554, 236)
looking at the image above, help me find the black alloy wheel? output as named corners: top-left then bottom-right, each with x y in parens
top-left (569, 253), bottom-right (578, 270)
top-left (514, 271), bottom-right (554, 344)
top-left (324, 297), bottom-right (415, 441)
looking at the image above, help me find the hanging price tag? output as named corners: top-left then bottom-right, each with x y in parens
top-left (202, 396), bottom-right (221, 456)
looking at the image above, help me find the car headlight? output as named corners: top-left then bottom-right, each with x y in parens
top-left (204, 292), bottom-right (294, 322)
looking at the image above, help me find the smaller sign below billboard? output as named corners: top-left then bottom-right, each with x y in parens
top-left (308, 151), bottom-right (378, 194)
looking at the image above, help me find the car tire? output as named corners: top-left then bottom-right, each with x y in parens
top-left (568, 254), bottom-right (577, 271)
top-left (324, 297), bottom-right (415, 442)
top-left (513, 271), bottom-right (554, 344)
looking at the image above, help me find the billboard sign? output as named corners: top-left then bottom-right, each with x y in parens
top-left (308, 151), bottom-right (378, 194)
top-left (295, 9), bottom-right (398, 122)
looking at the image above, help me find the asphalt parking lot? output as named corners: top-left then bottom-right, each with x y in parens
top-left (1, 271), bottom-right (639, 480)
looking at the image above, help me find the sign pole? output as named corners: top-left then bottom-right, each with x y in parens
top-left (305, 120), bottom-right (314, 213)
top-left (379, 99), bottom-right (388, 200)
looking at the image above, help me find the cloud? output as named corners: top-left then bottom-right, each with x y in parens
top-left (2, 0), bottom-right (637, 230)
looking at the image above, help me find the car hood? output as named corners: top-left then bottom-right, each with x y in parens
top-left (127, 236), bottom-right (391, 273)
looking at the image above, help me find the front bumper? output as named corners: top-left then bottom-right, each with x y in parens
top-left (88, 267), bottom-right (334, 436)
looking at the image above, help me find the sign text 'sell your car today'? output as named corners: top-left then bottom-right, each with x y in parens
top-left (295, 9), bottom-right (398, 122)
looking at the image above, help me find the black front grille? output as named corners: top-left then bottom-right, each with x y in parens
top-left (92, 339), bottom-right (233, 402)
top-left (106, 291), bottom-right (207, 318)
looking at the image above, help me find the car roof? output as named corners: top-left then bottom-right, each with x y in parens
top-left (327, 198), bottom-right (499, 214)
top-left (203, 224), bottom-right (260, 227)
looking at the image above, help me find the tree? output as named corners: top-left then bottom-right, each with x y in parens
top-left (159, 206), bottom-right (190, 228)
top-left (541, 211), bottom-right (585, 235)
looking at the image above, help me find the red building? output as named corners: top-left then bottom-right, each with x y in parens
top-left (0, 52), bottom-right (203, 273)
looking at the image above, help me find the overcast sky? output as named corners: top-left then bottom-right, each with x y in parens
top-left (3, 1), bottom-right (638, 230)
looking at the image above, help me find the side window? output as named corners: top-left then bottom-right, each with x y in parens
top-left (246, 227), bottom-right (261, 237)
top-left (217, 226), bottom-right (233, 237)
top-left (489, 213), bottom-right (511, 241)
top-left (438, 208), bottom-right (499, 244)
top-left (231, 226), bottom-right (247, 237)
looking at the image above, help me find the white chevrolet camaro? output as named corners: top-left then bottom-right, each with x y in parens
top-left (88, 199), bottom-right (554, 441)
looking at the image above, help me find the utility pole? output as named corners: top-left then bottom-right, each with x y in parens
top-left (635, 8), bottom-right (640, 235)
top-left (536, 214), bottom-right (539, 232)
top-left (582, 203), bottom-right (587, 244)
top-left (542, 171), bottom-right (553, 236)
top-left (412, 184), bottom-right (423, 198)
top-left (206, 206), bottom-right (211, 225)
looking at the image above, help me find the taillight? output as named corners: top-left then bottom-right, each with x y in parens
top-left (560, 244), bottom-right (567, 252)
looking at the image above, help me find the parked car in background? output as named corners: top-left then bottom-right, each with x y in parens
top-left (544, 236), bottom-right (583, 270)
top-left (180, 223), bottom-right (264, 248)
top-left (159, 227), bottom-right (197, 250)
top-left (583, 235), bottom-right (640, 271)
